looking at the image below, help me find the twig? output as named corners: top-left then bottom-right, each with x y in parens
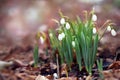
top-left (56, 54), bottom-right (60, 78)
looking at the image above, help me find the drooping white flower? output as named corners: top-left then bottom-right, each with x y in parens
top-left (92, 14), bottom-right (97, 21)
top-left (53, 73), bottom-right (58, 79)
top-left (61, 32), bottom-right (65, 38)
top-left (60, 18), bottom-right (65, 25)
top-left (107, 26), bottom-right (111, 32)
top-left (72, 41), bottom-right (75, 47)
top-left (58, 34), bottom-right (62, 41)
top-left (58, 32), bottom-right (65, 41)
top-left (65, 22), bottom-right (70, 30)
top-left (49, 33), bottom-right (53, 37)
top-left (111, 29), bottom-right (117, 36)
top-left (93, 27), bottom-right (97, 34)
top-left (40, 36), bottom-right (44, 44)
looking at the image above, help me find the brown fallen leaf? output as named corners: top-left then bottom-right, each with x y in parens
top-left (50, 62), bottom-right (57, 70)
top-left (15, 73), bottom-right (36, 80)
top-left (102, 69), bottom-right (120, 80)
top-left (13, 59), bottom-right (28, 67)
top-left (108, 61), bottom-right (120, 69)
top-left (86, 75), bottom-right (92, 80)
top-left (46, 75), bottom-right (53, 80)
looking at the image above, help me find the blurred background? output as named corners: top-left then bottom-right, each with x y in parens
top-left (0, 0), bottom-right (120, 52)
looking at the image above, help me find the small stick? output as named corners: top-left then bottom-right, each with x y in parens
top-left (114, 47), bottom-right (120, 61)
top-left (56, 54), bottom-right (60, 78)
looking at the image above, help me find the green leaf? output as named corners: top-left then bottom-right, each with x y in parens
top-left (74, 38), bottom-right (82, 70)
top-left (33, 44), bottom-right (39, 67)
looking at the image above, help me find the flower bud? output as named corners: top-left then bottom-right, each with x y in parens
top-left (58, 32), bottom-right (65, 41)
top-left (58, 34), bottom-right (62, 41)
top-left (60, 18), bottom-right (65, 25)
top-left (61, 32), bottom-right (65, 38)
top-left (92, 14), bottom-right (97, 21)
top-left (40, 36), bottom-right (44, 44)
top-left (111, 29), bottom-right (117, 36)
top-left (66, 22), bottom-right (70, 30)
top-left (53, 73), bottom-right (58, 79)
top-left (49, 33), bottom-right (53, 37)
top-left (93, 27), bottom-right (97, 34)
top-left (72, 41), bottom-right (75, 47)
top-left (107, 26), bottom-right (111, 32)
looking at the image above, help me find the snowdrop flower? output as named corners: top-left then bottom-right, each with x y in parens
top-left (53, 73), bottom-right (58, 80)
top-left (111, 29), bottom-right (117, 36)
top-left (60, 18), bottom-right (65, 25)
top-left (61, 32), bottom-right (65, 38)
top-left (58, 32), bottom-right (65, 41)
top-left (58, 34), bottom-right (62, 41)
top-left (92, 14), bottom-right (97, 21)
top-left (107, 26), bottom-right (111, 32)
top-left (49, 33), bottom-right (53, 37)
top-left (72, 41), bottom-right (75, 47)
top-left (65, 22), bottom-right (70, 30)
top-left (40, 36), bottom-right (44, 44)
top-left (93, 27), bottom-right (97, 34)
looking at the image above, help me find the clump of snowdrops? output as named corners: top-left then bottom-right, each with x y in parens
top-left (46, 10), bottom-right (117, 75)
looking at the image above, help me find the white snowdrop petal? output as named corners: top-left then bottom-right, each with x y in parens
top-left (58, 32), bottom-right (65, 41)
top-left (60, 18), bottom-right (65, 25)
top-left (40, 37), bottom-right (44, 44)
top-left (66, 22), bottom-right (70, 30)
top-left (72, 41), bottom-right (75, 47)
top-left (53, 73), bottom-right (58, 78)
top-left (49, 33), bottom-right (53, 37)
top-left (58, 34), bottom-right (62, 41)
top-left (111, 29), bottom-right (117, 36)
top-left (93, 27), bottom-right (97, 34)
top-left (92, 14), bottom-right (97, 21)
top-left (61, 32), bottom-right (65, 38)
top-left (107, 26), bottom-right (111, 32)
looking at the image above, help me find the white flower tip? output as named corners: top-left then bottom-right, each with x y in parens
top-left (72, 41), bottom-right (75, 47)
top-left (107, 26), bottom-right (111, 32)
top-left (60, 18), bottom-right (65, 25)
top-left (66, 22), bottom-right (70, 30)
top-left (92, 14), bottom-right (97, 21)
top-left (40, 36), bottom-right (44, 44)
top-left (58, 32), bottom-right (65, 41)
top-left (58, 34), bottom-right (62, 41)
top-left (53, 73), bottom-right (58, 78)
top-left (49, 33), bottom-right (53, 37)
top-left (111, 29), bottom-right (117, 36)
top-left (61, 32), bottom-right (65, 38)
top-left (93, 27), bottom-right (97, 34)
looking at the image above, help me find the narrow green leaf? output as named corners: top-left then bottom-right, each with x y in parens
top-left (33, 44), bottom-right (39, 67)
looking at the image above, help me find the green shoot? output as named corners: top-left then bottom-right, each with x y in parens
top-left (33, 44), bottom-right (39, 67)
top-left (97, 59), bottom-right (104, 79)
